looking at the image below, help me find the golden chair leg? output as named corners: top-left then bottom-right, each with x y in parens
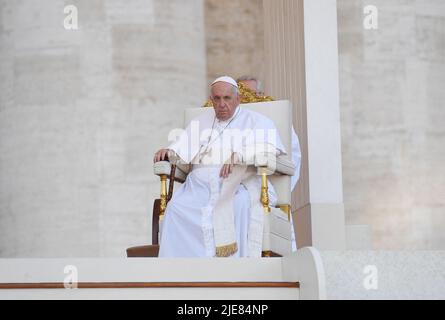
top-left (260, 168), bottom-right (271, 213)
top-left (159, 174), bottom-right (168, 218)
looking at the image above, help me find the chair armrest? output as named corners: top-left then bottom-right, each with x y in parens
top-left (154, 153), bottom-right (294, 180)
top-left (153, 161), bottom-right (189, 183)
top-left (254, 153), bottom-right (295, 176)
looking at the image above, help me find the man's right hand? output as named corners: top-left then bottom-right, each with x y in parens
top-left (153, 149), bottom-right (171, 163)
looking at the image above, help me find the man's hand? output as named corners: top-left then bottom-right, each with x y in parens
top-left (153, 149), bottom-right (171, 163)
top-left (220, 163), bottom-right (233, 179)
top-left (219, 152), bottom-right (242, 179)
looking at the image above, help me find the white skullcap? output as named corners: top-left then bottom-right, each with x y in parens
top-left (211, 76), bottom-right (238, 88)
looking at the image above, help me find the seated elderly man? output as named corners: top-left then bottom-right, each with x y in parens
top-left (154, 76), bottom-right (288, 258)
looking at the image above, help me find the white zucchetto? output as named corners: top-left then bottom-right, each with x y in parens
top-left (211, 76), bottom-right (238, 88)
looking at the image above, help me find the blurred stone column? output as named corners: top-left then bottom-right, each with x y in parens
top-left (263, 0), bottom-right (346, 250)
top-left (0, 0), bottom-right (206, 257)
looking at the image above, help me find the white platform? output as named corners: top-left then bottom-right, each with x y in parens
top-left (0, 247), bottom-right (326, 300)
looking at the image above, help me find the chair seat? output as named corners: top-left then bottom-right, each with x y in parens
top-left (262, 208), bottom-right (293, 256)
top-left (126, 245), bottom-right (159, 258)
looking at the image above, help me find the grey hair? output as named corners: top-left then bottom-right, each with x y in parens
top-left (236, 75), bottom-right (264, 94)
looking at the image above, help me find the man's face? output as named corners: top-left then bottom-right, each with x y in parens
top-left (239, 80), bottom-right (258, 93)
top-left (210, 82), bottom-right (240, 121)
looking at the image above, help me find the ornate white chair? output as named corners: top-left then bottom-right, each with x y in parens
top-left (127, 100), bottom-right (296, 258)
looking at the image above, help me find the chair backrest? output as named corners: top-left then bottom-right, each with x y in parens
top-left (184, 100), bottom-right (293, 205)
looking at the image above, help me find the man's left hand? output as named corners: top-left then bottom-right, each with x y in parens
top-left (220, 163), bottom-right (233, 179)
top-left (219, 153), bottom-right (242, 179)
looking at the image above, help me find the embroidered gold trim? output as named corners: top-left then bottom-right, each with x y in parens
top-left (215, 243), bottom-right (238, 257)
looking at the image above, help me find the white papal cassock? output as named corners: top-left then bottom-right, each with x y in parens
top-left (158, 106), bottom-right (301, 257)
